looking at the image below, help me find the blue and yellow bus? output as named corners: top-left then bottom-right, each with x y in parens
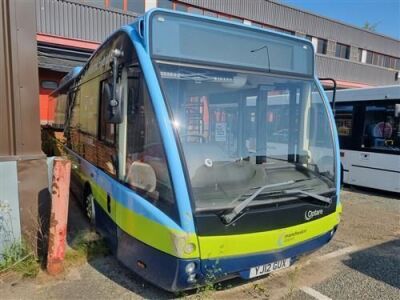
top-left (51, 9), bottom-right (342, 291)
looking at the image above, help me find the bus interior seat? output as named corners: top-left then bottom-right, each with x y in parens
top-left (125, 161), bottom-right (157, 193)
top-left (181, 143), bottom-right (266, 188)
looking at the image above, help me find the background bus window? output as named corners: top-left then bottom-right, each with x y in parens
top-left (310, 97), bottom-right (332, 147)
top-left (362, 104), bottom-right (400, 152)
top-left (335, 105), bottom-right (353, 136)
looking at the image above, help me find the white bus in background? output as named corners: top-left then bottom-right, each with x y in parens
top-left (326, 85), bottom-right (400, 193)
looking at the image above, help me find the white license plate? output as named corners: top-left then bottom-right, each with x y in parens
top-left (249, 258), bottom-right (291, 278)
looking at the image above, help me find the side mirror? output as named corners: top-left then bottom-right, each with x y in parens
top-left (102, 82), bottom-right (121, 123)
top-left (103, 82), bottom-right (112, 102)
top-left (105, 49), bottom-right (124, 124)
top-left (395, 103), bottom-right (400, 118)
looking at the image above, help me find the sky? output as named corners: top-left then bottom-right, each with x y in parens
top-left (277, 0), bottom-right (400, 40)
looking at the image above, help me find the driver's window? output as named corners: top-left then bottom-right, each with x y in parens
top-left (125, 72), bottom-right (178, 222)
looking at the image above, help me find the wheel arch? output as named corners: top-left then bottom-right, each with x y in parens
top-left (83, 181), bottom-right (92, 198)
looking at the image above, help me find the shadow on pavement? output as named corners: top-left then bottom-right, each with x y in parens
top-left (342, 185), bottom-right (400, 200)
top-left (66, 194), bottom-right (266, 298)
top-left (66, 196), bottom-right (175, 298)
top-left (88, 256), bottom-right (176, 299)
top-left (343, 239), bottom-right (400, 289)
top-left (67, 194), bottom-right (90, 244)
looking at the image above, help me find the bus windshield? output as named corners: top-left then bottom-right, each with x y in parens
top-left (156, 62), bottom-right (335, 211)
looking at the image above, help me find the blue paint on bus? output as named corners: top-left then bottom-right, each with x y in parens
top-left (120, 24), bottom-right (196, 233)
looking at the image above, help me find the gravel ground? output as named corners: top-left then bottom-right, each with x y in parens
top-left (0, 187), bottom-right (399, 300)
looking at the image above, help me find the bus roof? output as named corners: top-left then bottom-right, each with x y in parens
top-left (50, 8), bottom-right (317, 99)
top-left (149, 9), bottom-right (314, 77)
top-left (326, 85), bottom-right (400, 102)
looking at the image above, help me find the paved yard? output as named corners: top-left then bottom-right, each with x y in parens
top-left (1, 187), bottom-right (399, 300)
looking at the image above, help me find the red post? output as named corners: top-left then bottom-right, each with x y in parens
top-left (47, 158), bottom-right (71, 275)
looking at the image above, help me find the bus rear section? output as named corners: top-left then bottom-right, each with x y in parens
top-left (327, 86), bottom-right (400, 193)
top-left (53, 9), bottom-right (341, 291)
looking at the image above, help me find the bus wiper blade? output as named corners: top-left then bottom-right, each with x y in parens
top-left (221, 180), bottom-right (295, 224)
top-left (283, 189), bottom-right (332, 204)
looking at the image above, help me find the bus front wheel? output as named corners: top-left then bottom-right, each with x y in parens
top-left (84, 185), bottom-right (96, 226)
top-left (340, 164), bottom-right (344, 186)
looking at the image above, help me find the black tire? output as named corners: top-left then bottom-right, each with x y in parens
top-left (84, 184), bottom-right (96, 226)
top-left (340, 164), bottom-right (344, 186)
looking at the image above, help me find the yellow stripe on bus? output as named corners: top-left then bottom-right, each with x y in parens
top-left (90, 179), bottom-right (342, 261)
top-left (90, 181), bottom-right (200, 259)
top-left (198, 210), bottom-right (341, 259)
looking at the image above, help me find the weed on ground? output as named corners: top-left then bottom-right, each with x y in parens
top-left (65, 230), bottom-right (109, 266)
top-left (244, 283), bottom-right (270, 299)
top-left (0, 242), bottom-right (40, 278)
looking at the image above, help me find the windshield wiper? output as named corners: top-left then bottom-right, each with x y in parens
top-left (283, 189), bottom-right (332, 204)
top-left (221, 180), bottom-right (295, 224)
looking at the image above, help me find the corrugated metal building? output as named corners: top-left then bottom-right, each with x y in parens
top-left (35, 0), bottom-right (400, 116)
top-left (176, 0), bottom-right (400, 88)
top-left (1, 0), bottom-right (50, 257)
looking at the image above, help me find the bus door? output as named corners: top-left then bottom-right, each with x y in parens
top-left (242, 88), bottom-right (267, 164)
top-left (207, 92), bottom-right (241, 156)
top-left (207, 89), bottom-right (259, 159)
top-left (206, 88), bottom-right (275, 162)
top-left (242, 93), bottom-right (257, 158)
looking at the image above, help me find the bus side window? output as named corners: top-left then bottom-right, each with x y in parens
top-left (125, 72), bottom-right (179, 223)
top-left (363, 104), bottom-right (400, 152)
top-left (334, 104), bottom-right (355, 150)
top-left (335, 105), bottom-right (354, 137)
top-left (99, 80), bottom-right (117, 145)
top-left (98, 79), bottom-right (118, 176)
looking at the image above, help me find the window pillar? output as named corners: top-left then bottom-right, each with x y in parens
top-left (349, 45), bottom-right (359, 61)
top-left (326, 40), bottom-right (336, 57)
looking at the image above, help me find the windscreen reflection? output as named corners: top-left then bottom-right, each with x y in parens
top-left (157, 63), bottom-right (336, 211)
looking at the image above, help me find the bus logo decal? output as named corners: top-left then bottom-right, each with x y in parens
top-left (305, 209), bottom-right (324, 221)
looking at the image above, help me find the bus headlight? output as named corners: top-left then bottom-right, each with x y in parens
top-left (184, 243), bottom-right (196, 254)
top-left (185, 262), bottom-right (196, 274)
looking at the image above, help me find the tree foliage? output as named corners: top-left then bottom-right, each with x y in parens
top-left (363, 21), bottom-right (379, 32)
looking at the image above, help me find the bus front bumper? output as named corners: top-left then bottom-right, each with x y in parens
top-left (200, 227), bottom-right (337, 281)
top-left (116, 225), bottom-right (337, 292)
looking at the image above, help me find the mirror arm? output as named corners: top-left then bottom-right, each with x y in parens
top-left (110, 49), bottom-right (124, 115)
